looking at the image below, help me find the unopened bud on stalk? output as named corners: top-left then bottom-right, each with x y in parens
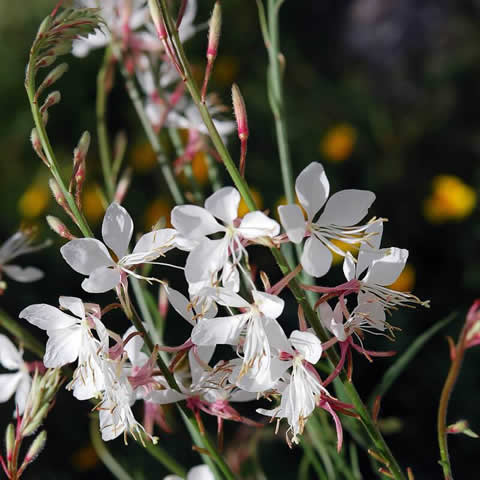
top-left (446, 420), bottom-right (479, 438)
top-left (22, 431), bottom-right (47, 465)
top-left (36, 55), bottom-right (57, 70)
top-left (36, 16), bottom-right (52, 37)
top-left (5, 423), bottom-right (15, 461)
top-left (159, 285), bottom-right (169, 318)
top-left (71, 131), bottom-right (90, 207)
top-left (36, 63), bottom-right (68, 100)
top-left (232, 83), bottom-right (249, 176)
top-left (40, 91), bottom-right (61, 125)
top-left (74, 131), bottom-right (91, 163)
top-left (114, 168), bottom-right (132, 204)
top-left (148, 0), bottom-right (166, 39)
top-left (22, 405), bottom-right (49, 437)
top-left (201, 2), bottom-right (222, 103)
top-left (46, 216), bottom-right (76, 240)
top-left (49, 179), bottom-right (67, 208)
top-left (30, 128), bottom-right (49, 166)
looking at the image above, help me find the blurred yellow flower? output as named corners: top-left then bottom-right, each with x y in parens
top-left (329, 239), bottom-right (359, 266)
top-left (191, 151), bottom-right (209, 185)
top-left (71, 444), bottom-right (99, 471)
top-left (130, 142), bottom-right (156, 173)
top-left (18, 184), bottom-right (49, 219)
top-left (388, 264), bottom-right (415, 292)
top-left (321, 124), bottom-right (357, 163)
top-left (144, 197), bottom-right (172, 229)
top-left (424, 175), bottom-right (476, 223)
top-left (83, 186), bottom-right (105, 224)
top-left (238, 188), bottom-right (263, 218)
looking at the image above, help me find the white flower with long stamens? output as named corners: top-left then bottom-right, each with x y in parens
top-left (278, 162), bottom-right (377, 277)
top-left (342, 222), bottom-right (428, 311)
top-left (0, 335), bottom-right (32, 415)
top-left (0, 230), bottom-right (49, 285)
top-left (164, 464), bottom-right (215, 480)
top-left (191, 288), bottom-right (286, 382)
top-left (172, 187), bottom-right (279, 291)
top-left (61, 202), bottom-right (178, 293)
top-left (257, 330), bottom-right (327, 445)
top-left (19, 297), bottom-right (108, 399)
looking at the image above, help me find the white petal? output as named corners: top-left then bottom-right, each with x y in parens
top-left (295, 162), bottom-right (330, 221)
top-left (357, 221), bottom-right (384, 277)
top-left (278, 204), bottom-right (306, 244)
top-left (102, 202), bottom-right (134, 259)
top-left (20, 304), bottom-right (78, 331)
top-left (0, 334), bottom-right (22, 369)
top-left (171, 205), bottom-right (223, 239)
top-left (221, 261), bottom-right (240, 292)
top-left (343, 252), bottom-right (356, 281)
top-left (263, 316), bottom-right (290, 352)
top-left (187, 465), bottom-right (215, 480)
top-left (290, 330), bottom-right (322, 364)
top-left (3, 265), bottom-right (43, 282)
top-left (15, 375), bottom-right (31, 415)
top-left (237, 211), bottom-right (280, 239)
top-left (59, 296), bottom-right (85, 319)
top-left (252, 291), bottom-right (285, 319)
top-left (232, 357), bottom-right (290, 392)
top-left (147, 388), bottom-right (187, 405)
top-left (198, 286), bottom-right (249, 308)
top-left (0, 372), bottom-right (22, 403)
top-left (185, 238), bottom-right (228, 285)
top-left (82, 267), bottom-right (121, 293)
top-left (301, 237), bottom-right (332, 278)
top-left (204, 187), bottom-right (240, 224)
top-left (364, 248), bottom-right (409, 286)
top-left (165, 286), bottom-right (194, 324)
top-left (125, 228), bottom-right (177, 265)
top-left (123, 326), bottom-right (148, 367)
top-left (61, 238), bottom-right (114, 275)
top-left (355, 294), bottom-right (385, 331)
top-left (191, 315), bottom-right (247, 345)
top-left (44, 326), bottom-right (82, 368)
top-left (189, 345), bottom-right (215, 386)
top-left (318, 189), bottom-right (375, 226)
top-left (319, 302), bottom-right (346, 341)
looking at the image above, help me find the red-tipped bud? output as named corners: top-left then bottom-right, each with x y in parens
top-left (114, 168), bottom-right (132, 204)
top-left (36, 63), bottom-right (68, 100)
top-left (40, 91), bottom-right (61, 121)
top-left (232, 84), bottom-right (249, 176)
top-left (21, 430), bottom-right (47, 468)
top-left (148, 0), bottom-right (167, 39)
top-left (5, 423), bottom-right (15, 462)
top-left (159, 285), bottom-right (169, 318)
top-left (73, 131), bottom-right (91, 163)
top-left (30, 128), bottom-right (49, 166)
top-left (46, 215), bottom-right (76, 240)
top-left (49, 179), bottom-right (67, 209)
top-left (232, 84), bottom-right (249, 140)
top-left (201, 2), bottom-right (222, 103)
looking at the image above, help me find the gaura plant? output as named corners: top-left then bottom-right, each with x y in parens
top-left (0, 1), bottom-right (476, 479)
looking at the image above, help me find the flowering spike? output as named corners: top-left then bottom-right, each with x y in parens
top-left (232, 84), bottom-right (249, 177)
top-left (46, 215), bottom-right (76, 240)
top-left (201, 2), bottom-right (222, 103)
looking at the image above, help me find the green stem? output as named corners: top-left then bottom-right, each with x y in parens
top-left (90, 416), bottom-right (135, 480)
top-left (437, 328), bottom-right (467, 480)
top-left (96, 47), bottom-right (116, 200)
top-left (25, 73), bottom-right (93, 238)
top-left (0, 309), bottom-right (45, 358)
top-left (143, 439), bottom-right (187, 477)
top-left (113, 46), bottom-right (185, 205)
top-left (302, 439), bottom-right (328, 480)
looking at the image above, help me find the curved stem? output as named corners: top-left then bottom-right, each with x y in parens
top-left (437, 328), bottom-right (467, 480)
top-left (96, 47), bottom-right (115, 201)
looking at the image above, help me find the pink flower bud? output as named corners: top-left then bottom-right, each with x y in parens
top-left (48, 179), bottom-right (66, 208)
top-left (148, 0), bottom-right (167, 39)
top-left (232, 84), bottom-right (249, 140)
top-left (46, 215), bottom-right (76, 240)
top-left (30, 128), bottom-right (49, 166)
top-left (207, 2), bottom-right (222, 60)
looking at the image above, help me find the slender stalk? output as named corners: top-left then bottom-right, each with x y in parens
top-left (0, 309), bottom-right (45, 358)
top-left (96, 47), bottom-right (116, 200)
top-left (25, 72), bottom-right (93, 238)
top-left (437, 326), bottom-right (468, 480)
top-left (90, 416), bottom-right (135, 480)
top-left (143, 437), bottom-right (187, 477)
top-left (113, 47), bottom-right (185, 205)
top-left (152, 3), bottom-right (405, 477)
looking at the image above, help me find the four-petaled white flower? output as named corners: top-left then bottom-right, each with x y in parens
top-left (172, 187), bottom-right (279, 291)
top-left (278, 162), bottom-right (376, 277)
top-left (164, 464), bottom-right (215, 480)
top-left (0, 334), bottom-right (32, 415)
top-left (61, 202), bottom-right (177, 293)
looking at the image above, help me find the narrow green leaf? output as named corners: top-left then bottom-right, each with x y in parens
top-left (369, 313), bottom-right (456, 404)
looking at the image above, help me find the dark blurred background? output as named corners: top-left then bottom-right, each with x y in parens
top-left (2, 0), bottom-right (480, 478)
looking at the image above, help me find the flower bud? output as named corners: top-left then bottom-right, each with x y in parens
top-left (36, 15), bottom-right (52, 38)
top-left (446, 420), bottom-right (479, 438)
top-left (40, 91), bottom-right (61, 122)
top-left (148, 0), bottom-right (166, 39)
top-left (207, 2), bottom-right (222, 60)
top-left (159, 285), bottom-right (169, 318)
top-left (30, 128), bottom-right (49, 166)
top-left (5, 423), bottom-right (15, 461)
top-left (48, 179), bottom-right (67, 208)
top-left (114, 168), bottom-right (132, 204)
top-left (46, 216), bottom-right (76, 240)
top-left (36, 63), bottom-right (68, 99)
top-left (36, 55), bottom-right (57, 70)
top-left (74, 131), bottom-right (91, 163)
top-left (22, 431), bottom-right (47, 465)
top-left (232, 84), bottom-right (249, 141)
top-left (22, 405), bottom-right (49, 437)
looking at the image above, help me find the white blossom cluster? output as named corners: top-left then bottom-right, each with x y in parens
top-left (6, 162), bottom-right (423, 447)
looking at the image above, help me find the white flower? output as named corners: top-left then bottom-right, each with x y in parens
top-left (278, 162), bottom-right (376, 277)
top-left (0, 335), bottom-right (31, 415)
top-left (20, 297), bottom-right (108, 399)
top-left (191, 288), bottom-right (286, 382)
top-left (257, 330), bottom-right (326, 445)
top-left (61, 202), bottom-right (178, 293)
top-left (164, 464), bottom-right (215, 480)
top-left (0, 231), bottom-right (48, 284)
top-left (172, 187), bottom-right (279, 291)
